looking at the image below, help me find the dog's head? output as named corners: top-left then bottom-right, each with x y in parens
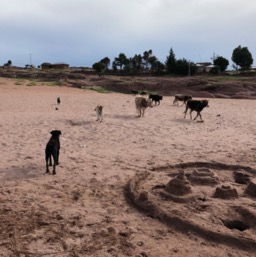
top-left (94, 105), bottom-right (103, 111)
top-left (201, 100), bottom-right (209, 107)
top-left (50, 130), bottom-right (62, 136)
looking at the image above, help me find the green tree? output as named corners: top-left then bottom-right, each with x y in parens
top-left (147, 55), bottom-right (157, 70)
top-left (147, 55), bottom-right (165, 74)
top-left (142, 49), bottom-right (152, 70)
top-left (232, 45), bottom-right (253, 70)
top-left (151, 60), bottom-right (165, 74)
top-left (175, 59), bottom-right (189, 75)
top-left (100, 57), bottom-right (110, 70)
top-left (112, 53), bottom-right (129, 71)
top-left (92, 62), bottom-right (105, 76)
top-left (213, 56), bottom-right (229, 73)
top-left (4, 60), bottom-right (12, 67)
top-left (130, 54), bottom-right (143, 74)
top-left (165, 48), bottom-right (176, 74)
top-left (175, 59), bottom-right (196, 76)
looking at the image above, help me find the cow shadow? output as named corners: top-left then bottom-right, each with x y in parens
top-left (108, 114), bottom-right (137, 120)
top-left (174, 117), bottom-right (199, 124)
top-left (66, 119), bottom-right (94, 126)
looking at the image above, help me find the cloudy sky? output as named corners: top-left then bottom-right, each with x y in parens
top-left (1, 0), bottom-right (255, 68)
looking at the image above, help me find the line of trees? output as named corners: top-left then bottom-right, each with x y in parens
top-left (93, 50), bottom-right (165, 76)
top-left (92, 45), bottom-right (254, 76)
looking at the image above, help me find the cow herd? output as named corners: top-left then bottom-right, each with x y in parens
top-left (47, 92), bottom-right (209, 175)
top-left (134, 92), bottom-right (209, 120)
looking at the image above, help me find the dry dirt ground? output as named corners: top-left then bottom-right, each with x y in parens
top-left (0, 77), bottom-right (256, 257)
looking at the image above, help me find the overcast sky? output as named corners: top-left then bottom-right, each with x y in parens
top-left (1, 0), bottom-right (255, 68)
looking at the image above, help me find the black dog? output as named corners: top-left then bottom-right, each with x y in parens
top-left (45, 130), bottom-right (61, 175)
top-left (57, 97), bottom-right (61, 105)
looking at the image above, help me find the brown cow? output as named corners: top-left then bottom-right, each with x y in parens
top-left (135, 96), bottom-right (152, 117)
top-left (173, 94), bottom-right (192, 106)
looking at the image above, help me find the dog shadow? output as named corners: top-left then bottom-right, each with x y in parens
top-left (0, 164), bottom-right (42, 184)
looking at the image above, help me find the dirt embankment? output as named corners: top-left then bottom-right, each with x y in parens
top-left (66, 75), bottom-right (256, 99)
top-left (1, 67), bottom-right (256, 98)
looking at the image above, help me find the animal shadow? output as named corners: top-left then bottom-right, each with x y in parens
top-left (66, 119), bottom-right (93, 126)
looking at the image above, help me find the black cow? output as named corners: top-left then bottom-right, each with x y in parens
top-left (45, 130), bottom-right (61, 175)
top-left (184, 100), bottom-right (209, 120)
top-left (149, 94), bottom-right (163, 105)
top-left (173, 94), bottom-right (192, 106)
top-left (131, 90), bottom-right (139, 95)
top-left (131, 90), bottom-right (147, 95)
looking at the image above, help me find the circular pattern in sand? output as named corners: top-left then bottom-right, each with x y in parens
top-left (125, 161), bottom-right (256, 251)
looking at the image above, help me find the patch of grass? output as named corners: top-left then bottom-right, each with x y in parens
top-left (41, 81), bottom-right (62, 87)
top-left (15, 79), bottom-right (25, 85)
top-left (88, 86), bottom-right (113, 93)
top-left (26, 81), bottom-right (37, 86)
top-left (211, 76), bottom-right (251, 82)
top-left (26, 78), bottom-right (60, 87)
top-left (50, 81), bottom-right (62, 86)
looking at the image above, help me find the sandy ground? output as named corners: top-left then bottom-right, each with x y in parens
top-left (0, 77), bottom-right (256, 257)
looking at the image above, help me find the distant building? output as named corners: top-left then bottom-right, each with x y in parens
top-left (41, 62), bottom-right (69, 70)
top-left (196, 62), bottom-right (214, 73)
